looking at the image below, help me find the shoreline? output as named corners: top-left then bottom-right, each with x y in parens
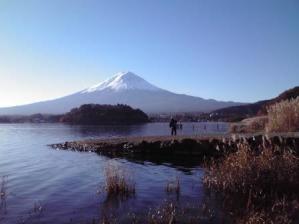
top-left (49, 132), bottom-right (299, 159)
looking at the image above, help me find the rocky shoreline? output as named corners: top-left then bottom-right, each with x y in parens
top-left (49, 133), bottom-right (299, 159)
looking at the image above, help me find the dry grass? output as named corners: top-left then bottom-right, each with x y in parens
top-left (230, 97), bottom-right (299, 134)
top-left (238, 198), bottom-right (299, 224)
top-left (147, 200), bottom-right (215, 224)
top-left (97, 199), bottom-right (214, 224)
top-left (165, 176), bottom-right (180, 195)
top-left (0, 176), bottom-right (7, 200)
top-left (266, 97), bottom-right (299, 133)
top-left (148, 201), bottom-right (176, 224)
top-left (104, 161), bottom-right (135, 197)
top-left (230, 116), bottom-right (268, 133)
top-left (204, 143), bottom-right (299, 223)
top-left (205, 144), bottom-right (299, 195)
top-left (100, 214), bottom-right (117, 224)
top-left (0, 176), bottom-right (8, 216)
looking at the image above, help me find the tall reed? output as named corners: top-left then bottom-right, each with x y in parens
top-left (204, 143), bottom-right (299, 223)
top-left (0, 176), bottom-right (7, 215)
top-left (165, 176), bottom-right (180, 195)
top-left (266, 97), bottom-right (299, 132)
top-left (104, 161), bottom-right (135, 197)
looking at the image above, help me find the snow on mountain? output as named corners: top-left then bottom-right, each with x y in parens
top-left (82, 72), bottom-right (161, 93)
top-left (0, 71), bottom-right (243, 115)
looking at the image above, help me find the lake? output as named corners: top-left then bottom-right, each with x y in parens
top-left (0, 122), bottom-right (229, 223)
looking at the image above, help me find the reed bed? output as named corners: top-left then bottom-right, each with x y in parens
top-left (204, 143), bottom-right (299, 223)
top-left (165, 176), bottom-right (180, 195)
top-left (147, 201), bottom-right (176, 224)
top-left (146, 200), bottom-right (215, 224)
top-left (0, 176), bottom-right (8, 215)
top-left (266, 97), bottom-right (299, 132)
top-left (104, 161), bottom-right (135, 197)
top-left (0, 176), bottom-right (7, 200)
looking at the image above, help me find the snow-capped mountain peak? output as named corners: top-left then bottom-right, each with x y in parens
top-left (82, 71), bottom-right (161, 93)
top-left (0, 71), bottom-right (243, 115)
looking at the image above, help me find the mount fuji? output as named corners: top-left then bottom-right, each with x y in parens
top-left (0, 72), bottom-right (242, 115)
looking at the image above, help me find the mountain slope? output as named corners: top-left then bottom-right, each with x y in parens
top-left (213, 86), bottom-right (299, 118)
top-left (0, 72), bottom-right (242, 115)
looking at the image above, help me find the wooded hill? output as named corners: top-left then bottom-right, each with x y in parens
top-left (212, 86), bottom-right (299, 121)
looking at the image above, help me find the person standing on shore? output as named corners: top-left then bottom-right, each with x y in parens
top-left (169, 118), bottom-right (177, 136)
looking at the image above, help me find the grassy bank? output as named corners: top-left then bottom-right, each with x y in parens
top-left (266, 97), bottom-right (299, 132)
top-left (231, 96), bottom-right (299, 134)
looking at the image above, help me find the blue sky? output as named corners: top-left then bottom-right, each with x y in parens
top-left (0, 0), bottom-right (298, 106)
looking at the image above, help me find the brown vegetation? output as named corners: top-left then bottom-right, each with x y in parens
top-left (204, 143), bottom-right (299, 223)
top-left (0, 176), bottom-right (7, 216)
top-left (104, 162), bottom-right (135, 197)
top-left (266, 97), bottom-right (299, 133)
top-left (165, 176), bottom-right (180, 195)
top-left (230, 116), bottom-right (268, 133)
top-left (146, 201), bottom-right (214, 224)
top-left (230, 97), bottom-right (299, 133)
top-left (147, 201), bottom-right (176, 224)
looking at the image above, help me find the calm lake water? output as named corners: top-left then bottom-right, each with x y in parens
top-left (0, 122), bottom-right (229, 223)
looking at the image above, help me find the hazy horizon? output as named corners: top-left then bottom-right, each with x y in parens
top-left (0, 0), bottom-right (298, 107)
top-left (0, 70), bottom-right (298, 109)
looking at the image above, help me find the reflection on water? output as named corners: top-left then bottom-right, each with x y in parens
top-left (104, 153), bottom-right (205, 171)
top-left (0, 122), bottom-right (228, 223)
